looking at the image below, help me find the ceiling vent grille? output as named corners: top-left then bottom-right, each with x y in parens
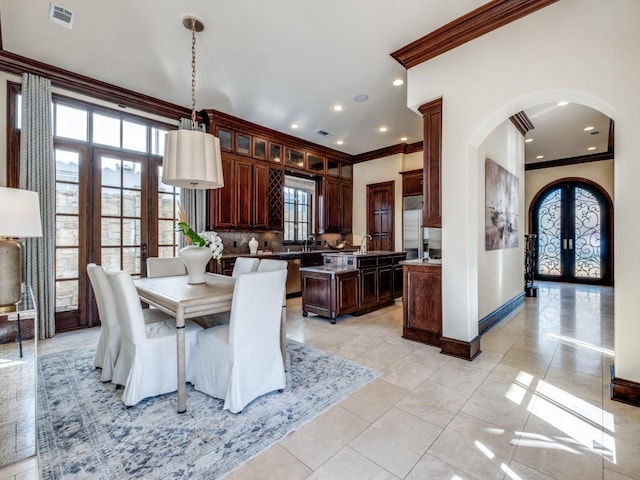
top-left (49, 3), bottom-right (75, 29)
top-left (316, 130), bottom-right (332, 137)
top-left (590, 130), bottom-right (600, 135)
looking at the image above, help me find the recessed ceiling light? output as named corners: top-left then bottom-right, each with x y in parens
top-left (290, 123), bottom-right (299, 129)
top-left (336, 140), bottom-right (344, 145)
top-left (536, 155), bottom-right (544, 159)
top-left (525, 138), bottom-right (534, 143)
top-left (393, 79), bottom-right (404, 86)
top-left (333, 105), bottom-right (343, 112)
top-left (400, 136), bottom-right (408, 142)
top-left (584, 126), bottom-right (595, 131)
top-left (557, 101), bottom-right (569, 107)
top-left (587, 146), bottom-right (597, 151)
top-left (354, 94), bottom-right (369, 102)
top-left (379, 126), bottom-right (388, 133)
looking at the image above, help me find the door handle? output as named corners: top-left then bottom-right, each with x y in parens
top-left (568, 239), bottom-right (573, 250)
top-left (563, 239), bottom-right (567, 250)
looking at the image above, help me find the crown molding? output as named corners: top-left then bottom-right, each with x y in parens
top-left (510, 111), bottom-right (535, 136)
top-left (0, 50), bottom-right (190, 120)
top-left (391, 0), bottom-right (558, 69)
top-left (352, 141), bottom-right (424, 164)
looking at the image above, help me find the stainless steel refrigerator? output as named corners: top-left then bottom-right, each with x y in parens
top-left (402, 196), bottom-right (424, 260)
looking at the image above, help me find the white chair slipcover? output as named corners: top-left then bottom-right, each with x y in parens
top-left (147, 256), bottom-right (187, 277)
top-left (231, 257), bottom-right (259, 277)
top-left (192, 269), bottom-right (287, 413)
top-left (106, 270), bottom-right (204, 406)
top-left (256, 259), bottom-right (289, 368)
top-left (87, 263), bottom-right (120, 382)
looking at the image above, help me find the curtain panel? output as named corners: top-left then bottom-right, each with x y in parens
top-left (19, 73), bottom-right (56, 339)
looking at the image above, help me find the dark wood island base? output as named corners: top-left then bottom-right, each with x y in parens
top-left (300, 251), bottom-right (406, 323)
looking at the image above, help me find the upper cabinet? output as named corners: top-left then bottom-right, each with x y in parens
top-left (208, 120), bottom-right (352, 233)
top-left (401, 169), bottom-right (423, 197)
top-left (419, 98), bottom-right (442, 227)
top-left (320, 176), bottom-right (352, 234)
top-left (209, 154), bottom-right (278, 231)
top-left (307, 154), bottom-right (325, 174)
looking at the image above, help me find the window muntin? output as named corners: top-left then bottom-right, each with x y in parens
top-left (284, 185), bottom-right (311, 242)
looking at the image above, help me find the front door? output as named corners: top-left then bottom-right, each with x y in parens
top-left (532, 180), bottom-right (613, 285)
top-left (367, 181), bottom-right (395, 251)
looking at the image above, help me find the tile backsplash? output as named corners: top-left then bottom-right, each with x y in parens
top-left (216, 231), bottom-right (352, 255)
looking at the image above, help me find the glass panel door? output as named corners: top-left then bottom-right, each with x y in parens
top-left (54, 145), bottom-right (90, 329)
top-left (95, 150), bottom-right (147, 277)
top-left (534, 181), bottom-right (610, 284)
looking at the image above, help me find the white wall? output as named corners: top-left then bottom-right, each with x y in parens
top-left (403, 151), bottom-right (422, 171)
top-left (525, 160), bottom-right (614, 231)
top-left (353, 153), bottom-right (415, 252)
top-left (477, 120), bottom-right (524, 319)
top-left (406, 0), bottom-right (640, 382)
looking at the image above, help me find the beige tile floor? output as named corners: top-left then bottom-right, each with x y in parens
top-left (2, 281), bottom-right (638, 480)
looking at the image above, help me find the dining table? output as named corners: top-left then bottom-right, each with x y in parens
top-left (133, 272), bottom-right (235, 413)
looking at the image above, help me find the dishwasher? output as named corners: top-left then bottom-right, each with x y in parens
top-left (284, 258), bottom-right (302, 297)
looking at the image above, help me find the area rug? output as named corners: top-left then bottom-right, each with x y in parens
top-left (37, 341), bottom-right (380, 479)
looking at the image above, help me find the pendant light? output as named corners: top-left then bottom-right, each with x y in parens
top-left (162, 16), bottom-right (224, 190)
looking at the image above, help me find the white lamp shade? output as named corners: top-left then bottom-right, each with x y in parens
top-left (0, 187), bottom-right (43, 237)
top-left (162, 129), bottom-right (224, 189)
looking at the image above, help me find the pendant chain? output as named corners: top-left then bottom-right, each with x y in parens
top-left (190, 18), bottom-right (197, 130)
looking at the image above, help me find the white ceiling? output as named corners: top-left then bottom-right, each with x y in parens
top-left (0, 1), bottom-right (612, 161)
top-left (524, 103), bottom-right (611, 164)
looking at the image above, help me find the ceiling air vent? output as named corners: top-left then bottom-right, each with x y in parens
top-left (590, 130), bottom-right (600, 135)
top-left (316, 130), bottom-right (332, 137)
top-left (49, 3), bottom-right (75, 29)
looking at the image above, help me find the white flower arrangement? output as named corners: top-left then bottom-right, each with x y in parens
top-left (199, 230), bottom-right (224, 261)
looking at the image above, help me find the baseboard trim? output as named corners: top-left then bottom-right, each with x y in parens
top-left (440, 335), bottom-right (481, 361)
top-left (478, 292), bottom-right (525, 335)
top-left (610, 364), bottom-right (640, 407)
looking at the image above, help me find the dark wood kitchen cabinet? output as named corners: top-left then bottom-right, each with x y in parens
top-left (403, 262), bottom-right (442, 346)
top-left (210, 154), bottom-right (270, 230)
top-left (301, 268), bottom-right (359, 323)
top-left (355, 253), bottom-right (403, 314)
top-left (401, 169), bottom-right (423, 197)
top-left (209, 155), bottom-right (235, 229)
top-left (419, 98), bottom-right (442, 227)
top-left (320, 177), bottom-right (352, 234)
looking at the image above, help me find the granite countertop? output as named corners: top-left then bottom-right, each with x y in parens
top-left (299, 265), bottom-right (358, 274)
top-left (321, 250), bottom-right (406, 257)
top-left (220, 249), bottom-right (334, 260)
top-left (399, 258), bottom-right (442, 267)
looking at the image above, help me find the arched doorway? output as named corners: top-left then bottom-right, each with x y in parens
top-left (530, 178), bottom-right (613, 285)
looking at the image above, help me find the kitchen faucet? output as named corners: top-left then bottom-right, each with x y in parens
top-left (359, 234), bottom-right (372, 254)
top-left (304, 235), bottom-right (316, 252)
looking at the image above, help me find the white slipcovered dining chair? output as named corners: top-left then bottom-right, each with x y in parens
top-left (87, 263), bottom-right (176, 382)
top-left (192, 269), bottom-right (287, 413)
top-left (87, 263), bottom-right (120, 382)
top-left (231, 257), bottom-right (259, 277)
top-left (106, 270), bottom-right (204, 406)
top-left (147, 256), bottom-right (187, 277)
top-left (256, 259), bottom-right (289, 368)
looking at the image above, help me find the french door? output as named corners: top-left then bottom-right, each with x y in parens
top-left (532, 180), bottom-right (612, 285)
top-left (54, 147), bottom-right (179, 331)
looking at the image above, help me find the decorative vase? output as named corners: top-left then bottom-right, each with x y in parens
top-left (248, 237), bottom-right (259, 255)
top-left (179, 245), bottom-right (212, 284)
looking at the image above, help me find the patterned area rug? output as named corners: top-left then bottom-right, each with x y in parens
top-left (37, 341), bottom-right (379, 479)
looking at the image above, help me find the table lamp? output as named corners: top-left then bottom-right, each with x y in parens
top-left (0, 187), bottom-right (43, 312)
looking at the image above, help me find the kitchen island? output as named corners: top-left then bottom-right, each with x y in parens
top-left (300, 251), bottom-right (406, 323)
